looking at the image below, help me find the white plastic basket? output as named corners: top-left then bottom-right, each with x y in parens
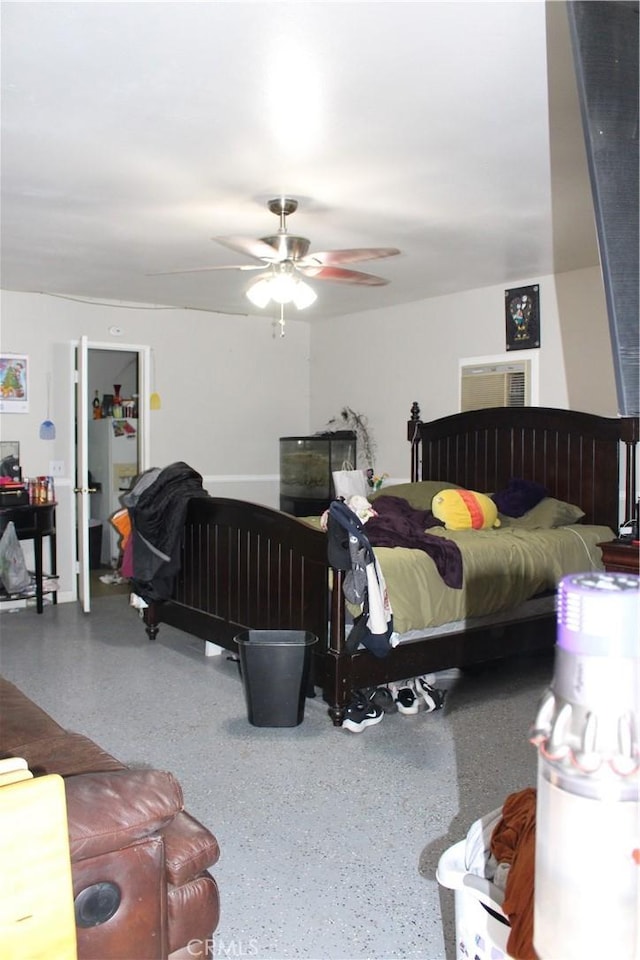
top-left (437, 839), bottom-right (514, 960)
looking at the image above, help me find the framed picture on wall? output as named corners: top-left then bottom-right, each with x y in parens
top-left (505, 285), bottom-right (540, 351)
top-left (0, 354), bottom-right (29, 413)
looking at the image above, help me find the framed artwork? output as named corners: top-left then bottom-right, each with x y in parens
top-left (0, 354), bottom-right (29, 413)
top-left (505, 285), bottom-right (540, 351)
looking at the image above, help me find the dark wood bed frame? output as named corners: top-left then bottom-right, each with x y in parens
top-left (143, 406), bottom-right (638, 725)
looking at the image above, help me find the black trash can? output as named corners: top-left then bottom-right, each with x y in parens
top-left (235, 630), bottom-right (318, 727)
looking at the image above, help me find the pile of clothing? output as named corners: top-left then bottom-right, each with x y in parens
top-left (463, 787), bottom-right (537, 959)
top-left (110, 461), bottom-right (210, 604)
top-left (323, 495), bottom-right (447, 733)
top-left (324, 496), bottom-right (395, 659)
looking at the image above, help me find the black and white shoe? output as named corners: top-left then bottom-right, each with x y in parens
top-left (342, 692), bottom-right (384, 732)
top-left (415, 675), bottom-right (447, 712)
top-left (389, 679), bottom-right (420, 715)
top-left (362, 685), bottom-right (396, 714)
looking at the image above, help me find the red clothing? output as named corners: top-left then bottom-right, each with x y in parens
top-left (490, 787), bottom-right (537, 960)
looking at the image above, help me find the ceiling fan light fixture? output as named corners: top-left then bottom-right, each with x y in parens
top-left (153, 197), bottom-right (399, 313)
top-left (269, 272), bottom-right (298, 305)
top-left (246, 272), bottom-right (317, 310)
top-left (291, 280), bottom-right (317, 309)
top-left (246, 276), bottom-right (274, 308)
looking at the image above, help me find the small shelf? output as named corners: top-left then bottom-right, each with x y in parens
top-left (0, 502), bottom-right (58, 613)
top-left (0, 573), bottom-right (59, 603)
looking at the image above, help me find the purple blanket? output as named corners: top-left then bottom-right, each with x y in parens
top-left (365, 496), bottom-right (463, 589)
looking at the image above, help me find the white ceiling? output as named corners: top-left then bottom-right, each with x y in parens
top-left (0, 1), bottom-right (599, 322)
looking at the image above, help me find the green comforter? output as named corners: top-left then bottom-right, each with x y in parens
top-left (373, 524), bottom-right (614, 634)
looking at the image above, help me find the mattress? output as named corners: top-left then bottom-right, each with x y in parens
top-left (365, 524), bottom-right (614, 635)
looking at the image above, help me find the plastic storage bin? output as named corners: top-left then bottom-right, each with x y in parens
top-left (235, 630), bottom-right (318, 727)
top-left (437, 839), bottom-right (513, 960)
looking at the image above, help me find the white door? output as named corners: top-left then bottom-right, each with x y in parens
top-left (76, 336), bottom-right (91, 611)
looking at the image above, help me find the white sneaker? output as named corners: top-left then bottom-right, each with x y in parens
top-left (415, 676), bottom-right (447, 712)
top-left (342, 692), bottom-right (384, 732)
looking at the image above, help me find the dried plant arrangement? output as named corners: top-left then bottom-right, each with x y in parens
top-left (327, 407), bottom-right (376, 472)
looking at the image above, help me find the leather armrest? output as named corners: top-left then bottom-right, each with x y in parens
top-left (162, 811), bottom-right (221, 886)
top-left (3, 731), bottom-right (124, 777)
top-left (65, 768), bottom-right (184, 861)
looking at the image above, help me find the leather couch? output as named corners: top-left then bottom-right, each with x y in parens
top-left (0, 676), bottom-right (220, 959)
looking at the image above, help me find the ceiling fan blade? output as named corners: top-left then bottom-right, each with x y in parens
top-left (297, 264), bottom-right (390, 286)
top-left (213, 235), bottom-right (280, 262)
top-left (148, 264), bottom-right (264, 276)
top-left (150, 201), bottom-right (399, 290)
top-left (300, 247), bottom-right (400, 267)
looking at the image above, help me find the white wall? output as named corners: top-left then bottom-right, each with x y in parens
top-left (310, 267), bottom-right (618, 480)
top-left (554, 266), bottom-right (619, 414)
top-left (0, 290), bottom-right (311, 600)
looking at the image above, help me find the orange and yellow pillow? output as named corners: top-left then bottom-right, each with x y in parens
top-left (431, 488), bottom-right (501, 531)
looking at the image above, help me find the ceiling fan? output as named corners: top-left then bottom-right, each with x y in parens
top-left (151, 197), bottom-right (401, 310)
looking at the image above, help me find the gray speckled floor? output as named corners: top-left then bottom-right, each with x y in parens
top-left (0, 595), bottom-right (553, 960)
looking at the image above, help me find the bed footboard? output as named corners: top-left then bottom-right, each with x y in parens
top-left (142, 498), bottom-right (346, 705)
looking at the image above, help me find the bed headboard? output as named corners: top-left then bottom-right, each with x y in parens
top-left (408, 405), bottom-right (639, 531)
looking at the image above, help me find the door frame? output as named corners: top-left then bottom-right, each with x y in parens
top-left (75, 338), bottom-right (151, 611)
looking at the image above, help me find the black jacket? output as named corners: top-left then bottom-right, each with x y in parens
top-left (122, 461), bottom-right (209, 602)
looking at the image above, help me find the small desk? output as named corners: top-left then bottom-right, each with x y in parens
top-left (0, 502), bottom-right (57, 613)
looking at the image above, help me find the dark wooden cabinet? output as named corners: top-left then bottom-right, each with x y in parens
top-left (598, 538), bottom-right (640, 575)
top-left (0, 502), bottom-right (58, 613)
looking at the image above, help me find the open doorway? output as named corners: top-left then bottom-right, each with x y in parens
top-left (76, 339), bottom-right (150, 611)
top-left (87, 349), bottom-right (139, 595)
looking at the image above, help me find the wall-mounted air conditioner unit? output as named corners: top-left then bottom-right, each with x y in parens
top-left (460, 359), bottom-right (531, 412)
